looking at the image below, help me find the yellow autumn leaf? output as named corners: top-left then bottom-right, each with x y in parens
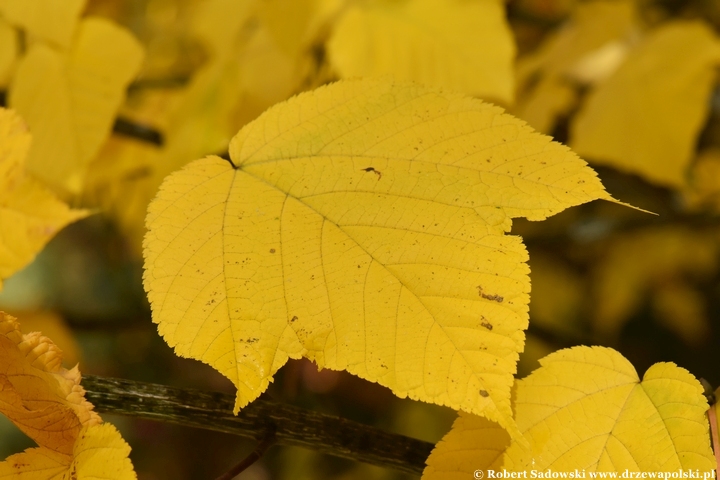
top-left (327, 0), bottom-right (516, 105)
top-left (0, 312), bottom-right (136, 479)
top-left (0, 311), bottom-right (100, 454)
top-left (0, 108), bottom-right (88, 291)
top-left (0, 0), bottom-right (86, 48)
top-left (424, 346), bottom-right (716, 478)
top-left (4, 310), bottom-right (82, 367)
top-left (143, 78), bottom-right (615, 437)
top-left (9, 16), bottom-right (144, 194)
top-left (0, 424), bottom-right (135, 480)
top-left (570, 21), bottom-right (720, 188)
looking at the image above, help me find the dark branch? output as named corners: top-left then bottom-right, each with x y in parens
top-left (215, 427), bottom-right (276, 480)
top-left (0, 91), bottom-right (165, 147)
top-left (82, 375), bottom-right (434, 476)
top-left (112, 117), bottom-right (164, 146)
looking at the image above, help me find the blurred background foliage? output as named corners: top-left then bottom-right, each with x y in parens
top-left (1, 0), bottom-right (720, 478)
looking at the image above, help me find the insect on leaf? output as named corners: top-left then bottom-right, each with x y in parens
top-left (143, 78), bottom-right (615, 438)
top-left (424, 346), bottom-right (716, 478)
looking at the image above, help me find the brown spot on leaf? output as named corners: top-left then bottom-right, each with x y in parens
top-left (479, 390), bottom-right (489, 397)
top-left (477, 286), bottom-right (504, 303)
top-left (269, 248), bottom-right (276, 253)
top-left (290, 316), bottom-right (298, 322)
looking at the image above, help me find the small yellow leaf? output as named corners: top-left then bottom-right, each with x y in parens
top-left (327, 0), bottom-right (516, 104)
top-left (424, 346), bottom-right (715, 478)
top-left (0, 312), bottom-right (136, 479)
top-left (144, 78), bottom-right (614, 437)
top-left (0, 424), bottom-right (135, 480)
top-left (0, 311), bottom-right (100, 454)
top-left (0, 108), bottom-right (88, 291)
top-left (70, 424), bottom-right (135, 479)
top-left (571, 21), bottom-right (720, 188)
top-left (9, 17), bottom-right (144, 194)
top-left (4, 310), bottom-right (82, 367)
top-left (0, 0), bottom-right (86, 48)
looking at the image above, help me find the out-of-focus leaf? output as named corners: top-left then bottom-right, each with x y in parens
top-left (684, 149), bottom-right (720, 211)
top-left (592, 226), bottom-right (717, 340)
top-left (652, 281), bottom-right (709, 346)
top-left (9, 17), bottom-right (144, 194)
top-left (514, 0), bottom-right (636, 133)
top-left (0, 18), bottom-right (16, 87)
top-left (424, 346), bottom-right (715, 478)
top-left (328, 0), bottom-right (516, 104)
top-left (0, 0), bottom-right (86, 48)
top-left (0, 108), bottom-right (89, 291)
top-left (571, 21), bottom-right (720, 188)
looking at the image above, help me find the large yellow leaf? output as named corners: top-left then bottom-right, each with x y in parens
top-left (570, 21), bottom-right (720, 188)
top-left (0, 312), bottom-right (136, 479)
top-left (0, 108), bottom-right (88, 291)
top-left (327, 0), bottom-right (516, 105)
top-left (144, 78), bottom-right (614, 436)
top-left (9, 17), bottom-right (143, 194)
top-left (0, 0), bottom-right (86, 48)
top-left (424, 346), bottom-right (715, 478)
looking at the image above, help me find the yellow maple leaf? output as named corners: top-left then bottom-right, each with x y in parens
top-left (0, 108), bottom-right (88, 291)
top-left (424, 346), bottom-right (715, 478)
top-left (143, 78), bottom-right (615, 437)
top-left (327, 0), bottom-right (516, 105)
top-left (0, 312), bottom-right (136, 479)
top-left (9, 16), bottom-right (144, 195)
top-left (570, 21), bottom-right (720, 188)
top-left (0, 0), bottom-right (86, 48)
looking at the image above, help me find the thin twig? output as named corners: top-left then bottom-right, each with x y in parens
top-left (82, 375), bottom-right (434, 476)
top-left (215, 427), bottom-right (276, 480)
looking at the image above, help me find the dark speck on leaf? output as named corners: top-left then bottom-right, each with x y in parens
top-left (362, 167), bottom-right (382, 180)
top-left (479, 390), bottom-right (489, 397)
